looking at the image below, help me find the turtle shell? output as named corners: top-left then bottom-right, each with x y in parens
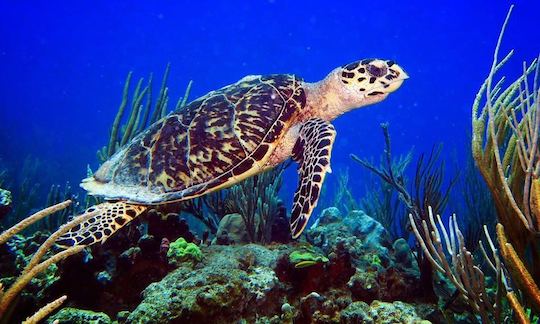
top-left (85, 74), bottom-right (305, 203)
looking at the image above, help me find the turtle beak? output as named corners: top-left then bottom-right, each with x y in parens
top-left (385, 64), bottom-right (408, 93)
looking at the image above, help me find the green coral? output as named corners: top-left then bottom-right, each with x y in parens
top-left (48, 307), bottom-right (112, 324)
top-left (167, 237), bottom-right (202, 266)
top-left (289, 247), bottom-right (328, 268)
top-left (369, 254), bottom-right (382, 267)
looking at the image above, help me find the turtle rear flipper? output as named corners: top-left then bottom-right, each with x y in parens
top-left (290, 118), bottom-right (336, 238)
top-left (56, 202), bottom-right (147, 248)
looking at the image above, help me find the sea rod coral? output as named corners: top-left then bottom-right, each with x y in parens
top-left (471, 4), bottom-right (540, 315)
top-left (0, 201), bottom-right (96, 323)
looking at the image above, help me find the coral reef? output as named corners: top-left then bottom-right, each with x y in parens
top-left (308, 210), bottom-right (392, 265)
top-left (1, 232), bottom-right (62, 313)
top-left (166, 237), bottom-right (202, 266)
top-left (48, 307), bottom-right (112, 324)
top-left (146, 207), bottom-right (198, 243)
top-left (125, 236), bottom-right (432, 323)
top-left (114, 163), bottom-right (288, 245)
top-left (192, 164), bottom-right (289, 243)
top-left (340, 300), bottom-right (433, 324)
top-left (43, 204), bottom-right (205, 317)
top-left (48, 216), bottom-right (176, 316)
top-left (1, 198), bottom-right (201, 320)
top-left (127, 244), bottom-right (286, 323)
top-left (359, 178), bottom-right (404, 241)
top-left (351, 126), bottom-right (412, 234)
top-left (307, 210), bottom-right (422, 303)
top-left (45, 207), bottom-right (435, 323)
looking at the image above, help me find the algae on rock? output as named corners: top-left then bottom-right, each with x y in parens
top-left (48, 307), bottom-right (112, 324)
top-left (340, 300), bottom-right (432, 324)
top-left (128, 244), bottom-right (285, 323)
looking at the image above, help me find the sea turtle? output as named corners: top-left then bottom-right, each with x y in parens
top-left (58, 59), bottom-right (407, 247)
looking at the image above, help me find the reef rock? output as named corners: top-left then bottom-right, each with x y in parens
top-left (344, 210), bottom-right (392, 249)
top-left (339, 301), bottom-right (371, 323)
top-left (393, 238), bottom-right (414, 269)
top-left (340, 300), bottom-right (431, 324)
top-left (307, 209), bottom-right (422, 304)
top-left (214, 213), bottom-right (249, 244)
top-left (318, 207), bottom-right (342, 224)
top-left (39, 233), bottom-right (432, 323)
top-left (307, 209), bottom-right (392, 263)
top-left (48, 307), bottom-right (112, 324)
top-left (127, 244), bottom-right (287, 323)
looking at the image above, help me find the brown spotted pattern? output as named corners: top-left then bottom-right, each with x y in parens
top-left (100, 74), bottom-right (305, 202)
top-left (56, 202), bottom-right (147, 247)
top-left (290, 118), bottom-right (336, 238)
top-left (339, 59), bottom-right (401, 96)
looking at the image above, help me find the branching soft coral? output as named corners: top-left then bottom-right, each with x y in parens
top-left (0, 201), bottom-right (96, 322)
top-left (97, 64), bottom-right (193, 163)
top-left (351, 123), bottom-right (456, 302)
top-left (409, 207), bottom-right (529, 323)
top-left (471, 5), bottom-right (540, 313)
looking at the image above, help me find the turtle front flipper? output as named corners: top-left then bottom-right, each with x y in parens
top-left (56, 202), bottom-right (147, 247)
top-left (290, 118), bottom-right (336, 238)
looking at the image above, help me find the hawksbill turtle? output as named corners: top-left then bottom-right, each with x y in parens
top-left (58, 59), bottom-right (407, 247)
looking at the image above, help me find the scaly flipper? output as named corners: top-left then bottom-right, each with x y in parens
top-left (56, 202), bottom-right (147, 247)
top-left (290, 118), bottom-right (336, 238)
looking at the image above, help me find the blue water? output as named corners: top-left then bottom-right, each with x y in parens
top-left (0, 1), bottom-right (539, 213)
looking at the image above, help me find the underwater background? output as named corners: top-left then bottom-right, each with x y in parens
top-left (1, 1), bottom-right (540, 323)
top-left (0, 0), bottom-right (538, 204)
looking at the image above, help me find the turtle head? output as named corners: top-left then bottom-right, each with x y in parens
top-left (339, 59), bottom-right (407, 96)
top-left (311, 59), bottom-right (408, 120)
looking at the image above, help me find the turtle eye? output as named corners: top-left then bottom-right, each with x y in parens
top-left (367, 64), bottom-right (387, 78)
